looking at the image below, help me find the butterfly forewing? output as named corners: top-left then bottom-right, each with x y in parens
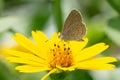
top-left (60, 10), bottom-right (86, 41)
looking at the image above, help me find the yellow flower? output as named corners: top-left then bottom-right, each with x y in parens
top-left (4, 31), bottom-right (117, 80)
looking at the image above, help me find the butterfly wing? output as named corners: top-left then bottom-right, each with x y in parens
top-left (60, 10), bottom-right (86, 40)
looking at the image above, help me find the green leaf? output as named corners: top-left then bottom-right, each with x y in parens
top-left (87, 28), bottom-right (106, 46)
top-left (78, 0), bottom-right (102, 17)
top-left (3, 0), bottom-right (26, 10)
top-left (112, 60), bottom-right (120, 67)
top-left (50, 70), bottom-right (93, 80)
top-left (0, 61), bottom-right (20, 80)
top-left (51, 0), bottom-right (63, 32)
top-left (50, 71), bottom-right (67, 80)
top-left (108, 17), bottom-right (120, 30)
top-left (106, 17), bottom-right (120, 46)
top-left (107, 0), bottom-right (120, 14)
top-left (27, 2), bottom-right (51, 36)
top-left (65, 70), bottom-right (93, 80)
top-left (0, 0), bottom-right (3, 15)
top-left (20, 72), bottom-right (46, 80)
top-left (0, 16), bottom-right (18, 33)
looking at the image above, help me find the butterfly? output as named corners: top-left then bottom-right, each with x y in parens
top-left (59, 10), bottom-right (86, 41)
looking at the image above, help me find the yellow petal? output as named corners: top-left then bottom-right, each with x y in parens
top-left (32, 31), bottom-right (48, 45)
top-left (48, 32), bottom-right (62, 49)
top-left (15, 65), bottom-right (50, 72)
top-left (77, 64), bottom-right (115, 70)
top-left (32, 31), bottom-right (49, 58)
top-left (50, 32), bottom-right (61, 43)
top-left (76, 57), bottom-right (116, 70)
top-left (75, 43), bottom-right (109, 62)
top-left (69, 38), bottom-right (88, 56)
top-left (10, 45), bottom-right (31, 53)
top-left (78, 57), bottom-right (117, 64)
top-left (7, 57), bottom-right (47, 66)
top-left (4, 49), bottom-right (46, 63)
top-left (12, 33), bottom-right (47, 59)
top-left (32, 31), bottom-right (49, 57)
top-left (6, 55), bottom-right (49, 67)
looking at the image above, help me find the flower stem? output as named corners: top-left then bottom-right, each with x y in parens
top-left (41, 69), bottom-right (57, 80)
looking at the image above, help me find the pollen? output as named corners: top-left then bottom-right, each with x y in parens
top-left (49, 43), bottom-right (73, 69)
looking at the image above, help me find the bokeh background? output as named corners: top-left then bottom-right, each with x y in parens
top-left (0, 0), bottom-right (120, 80)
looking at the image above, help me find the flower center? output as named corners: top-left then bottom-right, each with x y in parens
top-left (49, 43), bottom-right (73, 69)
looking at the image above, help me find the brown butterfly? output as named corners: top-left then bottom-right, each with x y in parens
top-left (59, 10), bottom-right (86, 41)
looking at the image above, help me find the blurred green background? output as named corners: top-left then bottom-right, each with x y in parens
top-left (0, 0), bottom-right (120, 80)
